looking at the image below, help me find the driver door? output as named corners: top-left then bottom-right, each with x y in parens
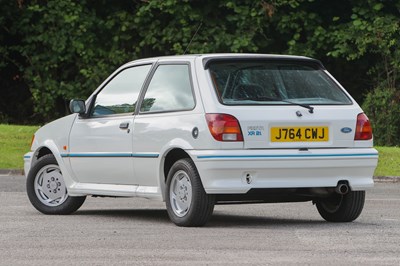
top-left (69, 64), bottom-right (152, 185)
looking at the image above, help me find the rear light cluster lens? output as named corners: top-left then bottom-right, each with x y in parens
top-left (355, 113), bottom-right (373, 140)
top-left (205, 114), bottom-right (243, 141)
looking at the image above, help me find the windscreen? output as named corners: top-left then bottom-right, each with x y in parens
top-left (208, 61), bottom-right (352, 105)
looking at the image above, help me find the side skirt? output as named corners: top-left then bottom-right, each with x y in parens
top-left (68, 183), bottom-right (163, 200)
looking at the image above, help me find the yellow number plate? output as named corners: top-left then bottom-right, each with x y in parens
top-left (270, 127), bottom-right (329, 142)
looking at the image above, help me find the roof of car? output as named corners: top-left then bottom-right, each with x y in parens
top-left (124, 53), bottom-right (324, 69)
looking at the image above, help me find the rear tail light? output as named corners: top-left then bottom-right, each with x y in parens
top-left (355, 113), bottom-right (373, 140)
top-left (205, 114), bottom-right (243, 141)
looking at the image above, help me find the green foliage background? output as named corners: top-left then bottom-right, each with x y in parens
top-left (0, 0), bottom-right (399, 145)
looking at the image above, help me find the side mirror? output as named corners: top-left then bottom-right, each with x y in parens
top-left (69, 99), bottom-right (86, 115)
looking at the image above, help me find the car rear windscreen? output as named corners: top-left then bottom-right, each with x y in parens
top-left (208, 61), bottom-right (352, 105)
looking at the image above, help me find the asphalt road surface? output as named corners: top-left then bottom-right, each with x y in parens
top-left (0, 175), bottom-right (399, 265)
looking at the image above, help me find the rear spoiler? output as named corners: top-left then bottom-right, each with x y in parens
top-left (203, 56), bottom-right (325, 70)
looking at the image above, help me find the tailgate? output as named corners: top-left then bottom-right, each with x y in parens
top-left (235, 105), bottom-right (360, 149)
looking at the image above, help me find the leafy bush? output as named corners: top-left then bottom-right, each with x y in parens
top-left (1, 0), bottom-right (399, 125)
top-left (0, 112), bottom-right (10, 124)
top-left (362, 87), bottom-right (400, 146)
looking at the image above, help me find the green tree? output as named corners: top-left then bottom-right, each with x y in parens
top-left (362, 87), bottom-right (400, 146)
top-left (266, 0), bottom-right (400, 145)
top-left (325, 0), bottom-right (400, 146)
top-left (133, 0), bottom-right (269, 55)
top-left (1, 0), bottom-right (399, 146)
top-left (327, 0), bottom-right (400, 89)
top-left (1, 0), bottom-right (141, 120)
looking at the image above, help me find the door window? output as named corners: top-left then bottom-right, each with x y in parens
top-left (92, 64), bottom-right (151, 116)
top-left (140, 64), bottom-right (195, 113)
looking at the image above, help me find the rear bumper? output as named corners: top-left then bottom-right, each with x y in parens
top-left (189, 148), bottom-right (378, 194)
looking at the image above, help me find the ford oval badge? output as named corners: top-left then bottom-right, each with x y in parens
top-left (341, 127), bottom-right (352, 134)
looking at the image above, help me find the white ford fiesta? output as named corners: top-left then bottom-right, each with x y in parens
top-left (24, 54), bottom-right (378, 226)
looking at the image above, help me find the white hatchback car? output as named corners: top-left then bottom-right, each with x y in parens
top-left (24, 54), bottom-right (378, 226)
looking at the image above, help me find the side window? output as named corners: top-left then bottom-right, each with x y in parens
top-left (92, 64), bottom-right (151, 117)
top-left (140, 64), bottom-right (195, 113)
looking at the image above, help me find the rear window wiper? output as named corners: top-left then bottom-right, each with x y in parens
top-left (235, 96), bottom-right (314, 113)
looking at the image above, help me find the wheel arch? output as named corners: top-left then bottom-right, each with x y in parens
top-left (31, 146), bottom-right (53, 167)
top-left (160, 147), bottom-right (194, 201)
top-left (163, 148), bottom-right (191, 181)
top-left (31, 142), bottom-right (76, 190)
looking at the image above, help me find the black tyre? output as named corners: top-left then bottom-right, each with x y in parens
top-left (26, 154), bottom-right (86, 215)
top-left (166, 158), bottom-right (215, 227)
top-left (316, 191), bottom-right (365, 222)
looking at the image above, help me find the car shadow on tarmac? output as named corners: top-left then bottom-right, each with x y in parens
top-left (73, 208), bottom-right (337, 228)
top-left (75, 209), bottom-right (171, 223)
top-left (209, 212), bottom-right (329, 228)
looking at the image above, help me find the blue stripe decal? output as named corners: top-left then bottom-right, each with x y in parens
top-left (197, 153), bottom-right (378, 159)
top-left (132, 154), bottom-right (160, 158)
top-left (24, 155), bottom-right (31, 159)
top-left (61, 153), bottom-right (159, 158)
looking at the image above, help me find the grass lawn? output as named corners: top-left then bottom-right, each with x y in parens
top-left (0, 124), bottom-right (399, 177)
top-left (374, 146), bottom-right (400, 177)
top-left (0, 124), bottom-right (39, 169)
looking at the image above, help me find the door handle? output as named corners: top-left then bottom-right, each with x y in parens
top-left (119, 122), bottom-right (129, 129)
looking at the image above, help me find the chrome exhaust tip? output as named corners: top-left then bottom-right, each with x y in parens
top-left (335, 183), bottom-right (349, 195)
